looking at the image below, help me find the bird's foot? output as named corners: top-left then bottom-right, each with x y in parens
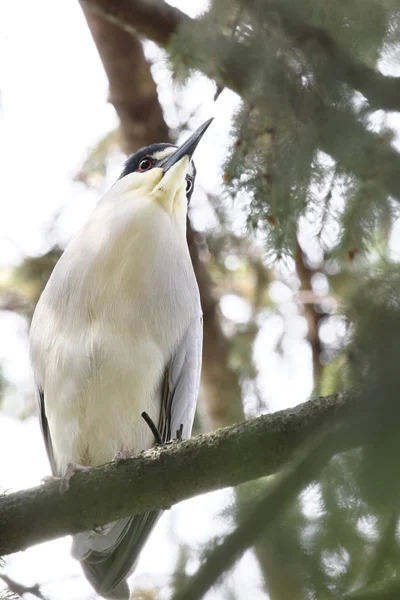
top-left (61, 463), bottom-right (91, 493)
top-left (42, 463), bottom-right (90, 493)
top-left (114, 450), bottom-right (132, 461)
top-left (175, 423), bottom-right (184, 441)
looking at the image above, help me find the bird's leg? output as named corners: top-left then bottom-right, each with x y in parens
top-left (113, 450), bottom-right (132, 461)
top-left (60, 463), bottom-right (91, 493)
top-left (42, 463), bottom-right (90, 493)
top-left (141, 411), bottom-right (163, 445)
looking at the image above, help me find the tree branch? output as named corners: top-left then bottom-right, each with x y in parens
top-left (81, 0), bottom-right (400, 201)
top-left (1, 390), bottom-right (360, 556)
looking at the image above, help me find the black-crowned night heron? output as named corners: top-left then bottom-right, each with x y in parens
top-left (29, 119), bottom-right (213, 599)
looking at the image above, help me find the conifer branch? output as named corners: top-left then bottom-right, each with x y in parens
top-left (244, 0), bottom-right (400, 113)
top-left (81, 0), bottom-right (400, 202)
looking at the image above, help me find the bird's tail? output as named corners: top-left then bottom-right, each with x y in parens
top-left (72, 511), bottom-right (162, 599)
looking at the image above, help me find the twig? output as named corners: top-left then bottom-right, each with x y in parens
top-left (317, 166), bottom-right (339, 240)
top-left (0, 575), bottom-right (47, 600)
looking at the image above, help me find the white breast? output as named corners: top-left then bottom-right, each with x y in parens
top-left (30, 186), bottom-right (199, 475)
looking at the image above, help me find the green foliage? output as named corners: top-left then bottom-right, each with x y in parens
top-left (169, 0), bottom-right (400, 255)
top-left (341, 262), bottom-right (400, 510)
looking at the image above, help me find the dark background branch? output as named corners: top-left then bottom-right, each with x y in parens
top-left (80, 2), bottom-right (243, 428)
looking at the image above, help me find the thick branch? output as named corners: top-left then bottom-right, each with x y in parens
top-left (81, 0), bottom-right (400, 201)
top-left (80, 4), bottom-right (169, 153)
top-left (81, 0), bottom-right (188, 47)
top-left (80, 3), bottom-right (243, 428)
top-left (1, 391), bottom-right (359, 556)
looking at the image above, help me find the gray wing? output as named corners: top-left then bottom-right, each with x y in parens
top-left (159, 313), bottom-right (203, 440)
top-left (73, 314), bottom-right (203, 599)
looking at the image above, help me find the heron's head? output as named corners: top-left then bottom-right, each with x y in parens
top-left (118, 119), bottom-right (213, 220)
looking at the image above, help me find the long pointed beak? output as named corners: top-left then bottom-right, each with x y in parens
top-left (158, 118), bottom-right (213, 174)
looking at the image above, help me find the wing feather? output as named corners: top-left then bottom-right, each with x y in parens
top-left (36, 385), bottom-right (57, 475)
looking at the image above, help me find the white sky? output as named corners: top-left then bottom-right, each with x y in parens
top-left (0, 1), bottom-right (313, 599)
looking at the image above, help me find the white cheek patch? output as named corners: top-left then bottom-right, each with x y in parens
top-left (151, 148), bottom-right (195, 178)
top-left (187, 161), bottom-right (195, 178)
top-left (152, 147), bottom-right (177, 161)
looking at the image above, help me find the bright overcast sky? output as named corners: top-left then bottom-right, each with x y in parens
top-left (0, 1), bottom-right (313, 599)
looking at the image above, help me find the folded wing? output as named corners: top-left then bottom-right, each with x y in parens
top-left (70, 314), bottom-right (203, 599)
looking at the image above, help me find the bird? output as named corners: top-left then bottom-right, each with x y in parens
top-left (29, 119), bottom-right (213, 599)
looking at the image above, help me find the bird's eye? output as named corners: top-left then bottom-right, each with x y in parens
top-left (138, 157), bottom-right (154, 172)
top-left (186, 177), bottom-right (193, 195)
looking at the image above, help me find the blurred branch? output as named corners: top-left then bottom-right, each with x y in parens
top-left (295, 242), bottom-right (324, 387)
top-left (81, 0), bottom-right (188, 47)
top-left (172, 427), bottom-right (339, 600)
top-left (343, 578), bottom-right (400, 599)
top-left (0, 291), bottom-right (31, 318)
top-left (0, 390), bottom-right (363, 556)
top-left (79, 2), bottom-right (243, 427)
top-left (79, 3), bottom-right (169, 153)
top-left (0, 575), bottom-right (46, 600)
top-left (361, 512), bottom-right (399, 589)
top-left (81, 0), bottom-right (400, 202)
